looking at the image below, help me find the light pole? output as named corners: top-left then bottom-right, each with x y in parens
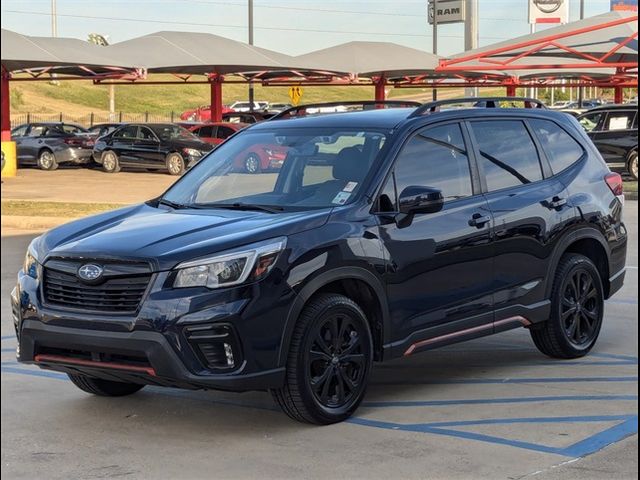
top-left (50, 0), bottom-right (58, 83)
top-left (88, 33), bottom-right (115, 120)
top-left (248, 0), bottom-right (254, 112)
top-left (464, 0), bottom-right (479, 97)
top-left (432, 0), bottom-right (438, 101)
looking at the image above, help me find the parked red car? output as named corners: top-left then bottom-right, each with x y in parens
top-left (180, 105), bottom-right (235, 122)
top-left (187, 122), bottom-right (287, 173)
top-left (188, 122), bottom-right (246, 145)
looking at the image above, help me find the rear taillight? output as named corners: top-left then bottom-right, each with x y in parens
top-left (604, 172), bottom-right (624, 197)
top-left (63, 138), bottom-right (82, 146)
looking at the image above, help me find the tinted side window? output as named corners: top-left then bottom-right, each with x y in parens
top-left (393, 123), bottom-right (473, 203)
top-left (217, 126), bottom-right (236, 139)
top-left (196, 126), bottom-right (214, 137)
top-left (604, 111), bottom-right (636, 131)
top-left (470, 120), bottom-right (543, 192)
top-left (113, 126), bottom-right (138, 139)
top-left (529, 119), bottom-right (584, 174)
top-left (579, 112), bottom-right (604, 132)
top-left (11, 125), bottom-right (28, 137)
top-left (138, 127), bottom-right (157, 140)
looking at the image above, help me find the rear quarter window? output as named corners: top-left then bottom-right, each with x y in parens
top-left (529, 119), bottom-right (585, 175)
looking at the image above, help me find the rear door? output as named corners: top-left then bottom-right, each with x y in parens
top-left (192, 125), bottom-right (218, 144)
top-left (110, 125), bottom-right (140, 165)
top-left (377, 121), bottom-right (496, 354)
top-left (133, 126), bottom-right (163, 167)
top-left (592, 110), bottom-right (637, 163)
top-left (468, 118), bottom-right (575, 326)
top-left (216, 125), bottom-right (237, 144)
top-left (20, 125), bottom-right (47, 162)
top-left (11, 125), bottom-right (30, 163)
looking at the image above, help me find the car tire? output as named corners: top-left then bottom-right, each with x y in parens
top-left (37, 149), bottom-right (58, 171)
top-left (271, 293), bottom-right (373, 424)
top-left (627, 149), bottom-right (638, 181)
top-left (67, 374), bottom-right (145, 397)
top-left (530, 253), bottom-right (604, 359)
top-left (101, 150), bottom-right (121, 173)
top-left (166, 152), bottom-right (185, 175)
top-left (243, 153), bottom-right (261, 174)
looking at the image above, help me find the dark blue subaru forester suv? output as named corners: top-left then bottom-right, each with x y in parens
top-left (12, 98), bottom-right (628, 424)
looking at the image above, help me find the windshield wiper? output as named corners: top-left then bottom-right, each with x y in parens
top-left (194, 202), bottom-right (284, 213)
top-left (157, 198), bottom-right (192, 210)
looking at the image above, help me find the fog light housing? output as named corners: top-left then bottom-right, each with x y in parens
top-left (183, 323), bottom-right (242, 371)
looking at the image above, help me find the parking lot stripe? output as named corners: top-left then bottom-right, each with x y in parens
top-left (371, 376), bottom-right (638, 385)
top-left (348, 414), bottom-right (638, 458)
top-left (363, 395), bottom-right (638, 408)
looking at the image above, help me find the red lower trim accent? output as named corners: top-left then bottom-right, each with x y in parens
top-left (34, 354), bottom-right (156, 377)
top-left (403, 316), bottom-right (531, 356)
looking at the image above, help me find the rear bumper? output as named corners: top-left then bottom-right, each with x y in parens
top-left (18, 320), bottom-right (285, 391)
top-left (56, 147), bottom-right (93, 164)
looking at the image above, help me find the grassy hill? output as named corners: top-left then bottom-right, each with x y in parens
top-left (10, 74), bottom-right (505, 117)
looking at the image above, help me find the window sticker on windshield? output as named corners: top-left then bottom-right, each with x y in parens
top-left (343, 181), bottom-right (358, 192)
top-left (332, 191), bottom-right (352, 205)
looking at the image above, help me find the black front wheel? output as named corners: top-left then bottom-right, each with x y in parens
top-left (530, 253), bottom-right (604, 358)
top-left (271, 293), bottom-right (373, 424)
top-left (68, 374), bottom-right (145, 397)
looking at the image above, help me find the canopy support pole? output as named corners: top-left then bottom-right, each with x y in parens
top-left (506, 85), bottom-right (517, 96)
top-left (1, 68), bottom-right (10, 141)
top-left (374, 77), bottom-right (386, 102)
top-left (614, 86), bottom-right (624, 104)
top-left (210, 75), bottom-right (223, 122)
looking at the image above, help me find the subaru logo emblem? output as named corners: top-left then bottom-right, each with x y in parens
top-left (77, 264), bottom-right (104, 281)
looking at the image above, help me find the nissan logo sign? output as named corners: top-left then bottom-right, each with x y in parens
top-left (533, 0), bottom-right (565, 13)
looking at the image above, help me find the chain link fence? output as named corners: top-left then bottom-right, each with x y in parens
top-left (10, 112), bottom-right (180, 128)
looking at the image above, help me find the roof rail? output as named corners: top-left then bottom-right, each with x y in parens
top-left (269, 100), bottom-right (422, 121)
top-left (409, 96), bottom-right (547, 118)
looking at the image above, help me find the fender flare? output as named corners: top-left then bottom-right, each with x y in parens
top-left (544, 226), bottom-right (611, 299)
top-left (276, 266), bottom-right (391, 366)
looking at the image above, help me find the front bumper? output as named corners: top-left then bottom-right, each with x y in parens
top-left (12, 266), bottom-right (295, 392)
top-left (18, 320), bottom-right (284, 391)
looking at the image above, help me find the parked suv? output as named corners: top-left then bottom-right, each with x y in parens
top-left (578, 105), bottom-right (638, 180)
top-left (13, 99), bottom-right (627, 425)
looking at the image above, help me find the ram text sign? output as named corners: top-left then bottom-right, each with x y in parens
top-left (427, 0), bottom-right (466, 25)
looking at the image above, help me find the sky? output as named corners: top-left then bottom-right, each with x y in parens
top-left (0, 0), bottom-right (616, 56)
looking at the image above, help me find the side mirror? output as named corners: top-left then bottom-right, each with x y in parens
top-left (399, 186), bottom-right (444, 215)
top-left (396, 186), bottom-right (444, 228)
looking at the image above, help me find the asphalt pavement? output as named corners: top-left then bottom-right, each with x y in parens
top-left (1, 203), bottom-right (637, 480)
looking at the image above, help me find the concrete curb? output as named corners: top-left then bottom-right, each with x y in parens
top-left (1, 215), bottom-right (76, 231)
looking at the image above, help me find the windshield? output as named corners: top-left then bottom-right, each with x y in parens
top-left (162, 127), bottom-right (389, 210)
top-left (151, 125), bottom-right (198, 141)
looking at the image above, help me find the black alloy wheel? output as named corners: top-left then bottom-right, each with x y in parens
top-left (561, 267), bottom-right (602, 347)
top-left (271, 293), bottom-right (373, 424)
top-left (530, 253), bottom-right (604, 358)
top-left (307, 312), bottom-right (368, 409)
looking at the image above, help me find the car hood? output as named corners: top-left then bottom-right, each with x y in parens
top-left (169, 139), bottom-right (213, 152)
top-left (36, 203), bottom-right (331, 271)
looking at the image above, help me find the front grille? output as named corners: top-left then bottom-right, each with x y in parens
top-left (43, 267), bottom-right (151, 314)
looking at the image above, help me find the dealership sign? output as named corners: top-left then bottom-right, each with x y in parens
top-left (528, 0), bottom-right (569, 24)
top-left (428, 0), bottom-right (466, 25)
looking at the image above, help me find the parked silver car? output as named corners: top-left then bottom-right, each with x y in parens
top-left (11, 123), bottom-right (95, 170)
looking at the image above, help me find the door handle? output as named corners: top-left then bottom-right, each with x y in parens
top-left (546, 196), bottom-right (567, 210)
top-left (468, 213), bottom-right (491, 228)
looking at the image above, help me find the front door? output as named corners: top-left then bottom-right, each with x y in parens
top-left (377, 122), bottom-right (495, 356)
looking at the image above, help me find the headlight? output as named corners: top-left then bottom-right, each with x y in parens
top-left (23, 238), bottom-right (41, 279)
top-left (182, 148), bottom-right (202, 157)
top-left (174, 237), bottom-right (286, 289)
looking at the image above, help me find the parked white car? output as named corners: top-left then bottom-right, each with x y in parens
top-left (229, 101), bottom-right (269, 112)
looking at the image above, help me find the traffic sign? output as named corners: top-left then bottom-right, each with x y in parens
top-left (288, 86), bottom-right (303, 106)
